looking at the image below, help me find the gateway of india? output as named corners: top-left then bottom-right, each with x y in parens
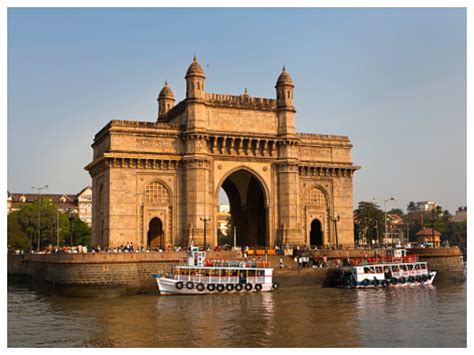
top-left (85, 56), bottom-right (360, 249)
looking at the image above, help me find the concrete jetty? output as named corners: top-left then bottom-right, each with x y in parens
top-left (7, 247), bottom-right (465, 297)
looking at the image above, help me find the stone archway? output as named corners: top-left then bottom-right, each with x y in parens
top-left (218, 169), bottom-right (268, 247)
top-left (309, 219), bottom-right (323, 247)
top-left (148, 217), bottom-right (164, 248)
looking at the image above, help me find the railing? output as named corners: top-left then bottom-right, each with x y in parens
top-left (350, 255), bottom-right (418, 266)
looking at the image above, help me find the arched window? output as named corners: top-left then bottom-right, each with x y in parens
top-left (144, 181), bottom-right (170, 204)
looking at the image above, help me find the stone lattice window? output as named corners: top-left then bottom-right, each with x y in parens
top-left (144, 181), bottom-right (170, 204)
top-left (305, 187), bottom-right (327, 207)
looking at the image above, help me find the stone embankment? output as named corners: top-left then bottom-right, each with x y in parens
top-left (7, 247), bottom-right (465, 297)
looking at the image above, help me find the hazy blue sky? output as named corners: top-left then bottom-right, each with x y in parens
top-left (7, 8), bottom-right (466, 213)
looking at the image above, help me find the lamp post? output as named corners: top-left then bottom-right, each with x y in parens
top-left (67, 209), bottom-right (75, 246)
top-left (429, 208), bottom-right (438, 248)
top-left (331, 215), bottom-right (340, 248)
top-left (200, 217), bottom-right (212, 251)
top-left (136, 192), bottom-right (144, 248)
top-left (32, 185), bottom-right (48, 251)
top-left (373, 197), bottom-right (397, 246)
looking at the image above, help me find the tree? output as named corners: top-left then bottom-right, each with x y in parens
top-left (407, 201), bottom-right (417, 213)
top-left (7, 211), bottom-right (30, 250)
top-left (7, 198), bottom-right (91, 250)
top-left (354, 201), bottom-right (385, 245)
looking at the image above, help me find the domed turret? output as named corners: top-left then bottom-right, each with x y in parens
top-left (185, 55), bottom-right (206, 99)
top-left (276, 65), bottom-right (294, 87)
top-left (186, 55), bottom-right (206, 79)
top-left (157, 81), bottom-right (175, 119)
top-left (275, 65), bottom-right (295, 109)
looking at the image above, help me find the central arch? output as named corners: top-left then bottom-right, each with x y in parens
top-left (218, 168), bottom-right (268, 247)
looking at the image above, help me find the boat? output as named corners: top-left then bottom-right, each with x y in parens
top-left (152, 247), bottom-right (279, 295)
top-left (335, 249), bottom-right (437, 288)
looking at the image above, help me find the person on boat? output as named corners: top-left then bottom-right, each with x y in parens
top-left (322, 255), bottom-right (328, 267)
top-left (279, 257), bottom-right (284, 269)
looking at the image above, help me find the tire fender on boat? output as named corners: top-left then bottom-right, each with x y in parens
top-left (186, 281), bottom-right (194, 290)
top-left (245, 283), bottom-right (253, 291)
top-left (372, 279), bottom-right (380, 286)
top-left (399, 276), bottom-right (406, 284)
top-left (255, 284), bottom-right (263, 292)
top-left (381, 280), bottom-right (389, 288)
top-left (196, 283), bottom-right (205, 292)
top-left (272, 282), bottom-right (280, 290)
top-left (226, 284), bottom-right (234, 292)
top-left (217, 284), bottom-right (225, 292)
top-left (415, 276), bottom-right (422, 283)
top-left (207, 284), bottom-right (216, 292)
top-left (362, 279), bottom-right (370, 286)
top-left (422, 274), bottom-right (428, 282)
top-left (235, 284), bottom-right (243, 292)
top-left (175, 281), bottom-right (184, 290)
top-left (408, 276), bottom-right (415, 283)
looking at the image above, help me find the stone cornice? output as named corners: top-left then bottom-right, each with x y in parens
top-left (85, 152), bottom-right (182, 173)
top-left (299, 163), bottom-right (361, 177)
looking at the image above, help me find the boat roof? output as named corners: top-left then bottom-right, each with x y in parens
top-left (174, 265), bottom-right (271, 271)
top-left (353, 261), bottom-right (427, 268)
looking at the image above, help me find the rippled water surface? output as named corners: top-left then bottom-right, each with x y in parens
top-left (8, 281), bottom-right (466, 347)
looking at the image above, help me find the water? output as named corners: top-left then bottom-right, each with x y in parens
top-left (8, 281), bottom-right (466, 347)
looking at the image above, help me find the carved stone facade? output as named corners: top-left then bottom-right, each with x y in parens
top-left (85, 57), bottom-right (360, 248)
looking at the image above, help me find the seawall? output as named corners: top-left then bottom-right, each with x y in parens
top-left (8, 247), bottom-right (465, 297)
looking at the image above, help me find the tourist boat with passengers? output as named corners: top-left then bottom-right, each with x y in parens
top-left (335, 249), bottom-right (437, 288)
top-left (153, 247), bottom-right (279, 295)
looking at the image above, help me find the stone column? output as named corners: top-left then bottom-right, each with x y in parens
top-left (276, 160), bottom-right (301, 245)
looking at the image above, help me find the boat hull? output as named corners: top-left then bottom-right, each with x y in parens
top-left (156, 277), bottom-right (275, 295)
top-left (336, 271), bottom-right (437, 289)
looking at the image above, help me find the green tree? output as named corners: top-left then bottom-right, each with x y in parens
top-left (7, 211), bottom-right (30, 250)
top-left (8, 198), bottom-right (91, 250)
top-left (71, 218), bottom-right (92, 247)
top-left (354, 201), bottom-right (385, 245)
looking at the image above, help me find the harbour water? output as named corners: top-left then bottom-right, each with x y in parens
top-left (8, 280), bottom-right (466, 347)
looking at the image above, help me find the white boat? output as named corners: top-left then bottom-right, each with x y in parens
top-left (153, 248), bottom-right (279, 295)
top-left (335, 249), bottom-right (437, 288)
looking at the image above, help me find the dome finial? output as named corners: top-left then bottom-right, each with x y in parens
top-left (193, 53), bottom-right (197, 62)
top-left (283, 64), bottom-right (286, 72)
top-left (244, 87), bottom-right (248, 95)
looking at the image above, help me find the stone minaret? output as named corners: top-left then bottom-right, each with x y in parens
top-left (275, 65), bottom-right (299, 245)
top-left (276, 65), bottom-right (296, 136)
top-left (157, 81), bottom-right (175, 120)
top-left (185, 55), bottom-right (206, 100)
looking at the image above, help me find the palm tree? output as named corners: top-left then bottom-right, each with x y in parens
top-left (407, 201), bottom-right (417, 213)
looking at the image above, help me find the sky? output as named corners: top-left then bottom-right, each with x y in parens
top-left (7, 7), bottom-right (467, 213)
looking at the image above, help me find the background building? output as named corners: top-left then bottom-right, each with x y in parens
top-left (7, 186), bottom-right (92, 226)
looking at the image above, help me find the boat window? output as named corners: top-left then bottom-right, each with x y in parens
top-left (363, 267), bottom-right (371, 273)
top-left (421, 264), bottom-right (427, 270)
top-left (400, 265), bottom-right (407, 271)
top-left (375, 266), bottom-right (383, 273)
top-left (407, 265), bottom-right (413, 271)
top-left (391, 265), bottom-right (400, 272)
top-left (248, 270), bottom-right (255, 277)
top-left (257, 270), bottom-right (264, 276)
top-left (414, 264), bottom-right (420, 270)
